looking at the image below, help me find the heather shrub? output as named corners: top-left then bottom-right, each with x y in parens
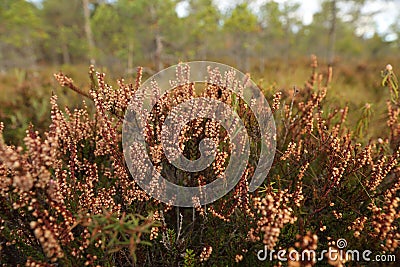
top-left (0, 58), bottom-right (399, 266)
top-left (0, 66), bottom-right (92, 146)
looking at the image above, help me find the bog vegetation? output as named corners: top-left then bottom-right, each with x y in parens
top-left (0, 0), bottom-right (400, 266)
top-left (0, 57), bottom-right (399, 266)
top-left (1, 0), bottom-right (399, 145)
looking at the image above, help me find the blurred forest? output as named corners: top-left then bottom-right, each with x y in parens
top-left (0, 0), bottom-right (400, 142)
top-left (1, 0), bottom-right (400, 72)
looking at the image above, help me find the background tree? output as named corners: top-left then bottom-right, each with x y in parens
top-left (183, 0), bottom-right (222, 60)
top-left (258, 1), bottom-right (301, 66)
top-left (0, 0), bottom-right (45, 69)
top-left (224, 2), bottom-right (259, 71)
top-left (82, 0), bottom-right (96, 64)
top-left (91, 2), bottom-right (123, 71)
top-left (316, 0), bottom-right (378, 65)
top-left (41, 0), bottom-right (87, 65)
top-left (258, 0), bottom-right (285, 68)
